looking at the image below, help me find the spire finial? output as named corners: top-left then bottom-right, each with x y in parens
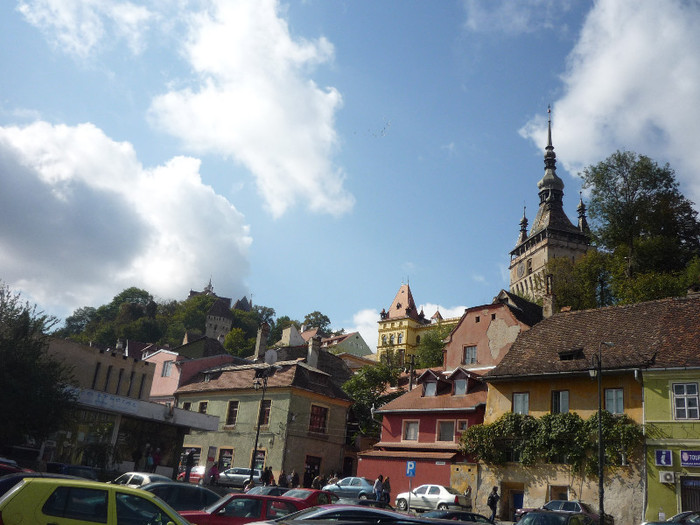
top-left (547, 105), bottom-right (553, 149)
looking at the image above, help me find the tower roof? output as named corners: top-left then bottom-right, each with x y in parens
top-left (384, 283), bottom-right (424, 322)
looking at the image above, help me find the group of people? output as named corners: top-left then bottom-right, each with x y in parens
top-left (373, 474), bottom-right (391, 503)
top-left (132, 444), bottom-right (161, 474)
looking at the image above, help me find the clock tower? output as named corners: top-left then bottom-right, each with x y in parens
top-left (509, 110), bottom-right (590, 300)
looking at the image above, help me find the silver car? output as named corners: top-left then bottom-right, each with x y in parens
top-left (217, 467), bottom-right (262, 487)
top-left (395, 484), bottom-right (469, 511)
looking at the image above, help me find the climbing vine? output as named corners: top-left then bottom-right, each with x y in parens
top-left (460, 412), bottom-right (643, 477)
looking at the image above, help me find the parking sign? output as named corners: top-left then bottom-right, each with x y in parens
top-left (406, 461), bottom-right (416, 477)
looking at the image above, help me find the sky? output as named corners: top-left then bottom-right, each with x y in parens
top-left (2, 0), bottom-right (700, 353)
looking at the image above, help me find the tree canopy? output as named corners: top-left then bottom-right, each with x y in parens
top-left (414, 323), bottom-right (451, 368)
top-left (0, 282), bottom-right (77, 447)
top-left (548, 151), bottom-right (700, 310)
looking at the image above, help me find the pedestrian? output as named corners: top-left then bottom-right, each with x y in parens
top-left (487, 486), bottom-right (500, 522)
top-left (261, 467), bottom-right (271, 486)
top-left (267, 467), bottom-right (275, 486)
top-left (464, 485), bottom-right (472, 508)
top-left (278, 469), bottom-right (288, 488)
top-left (327, 472), bottom-right (339, 485)
top-left (373, 474), bottom-right (383, 501)
top-left (208, 463), bottom-right (220, 485)
top-left (303, 468), bottom-right (313, 488)
top-left (291, 470), bottom-right (300, 488)
top-left (184, 449), bottom-right (195, 483)
top-left (243, 479), bottom-right (255, 492)
top-left (382, 476), bottom-right (391, 504)
top-left (312, 474), bottom-right (322, 489)
top-left (152, 448), bottom-right (161, 473)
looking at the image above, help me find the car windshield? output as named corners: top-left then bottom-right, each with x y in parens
top-left (203, 494), bottom-right (233, 514)
top-left (521, 512), bottom-right (569, 525)
top-left (284, 489), bottom-right (312, 499)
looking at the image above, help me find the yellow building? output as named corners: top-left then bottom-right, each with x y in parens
top-left (376, 283), bottom-right (459, 364)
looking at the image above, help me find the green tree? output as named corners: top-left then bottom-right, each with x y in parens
top-left (269, 315), bottom-right (300, 344)
top-left (303, 311), bottom-right (333, 337)
top-left (545, 250), bottom-right (612, 310)
top-left (342, 360), bottom-right (403, 438)
top-left (58, 306), bottom-right (97, 336)
top-left (0, 282), bottom-right (77, 446)
top-left (224, 327), bottom-right (255, 357)
top-left (582, 150), bottom-right (700, 273)
top-left (414, 323), bottom-right (451, 368)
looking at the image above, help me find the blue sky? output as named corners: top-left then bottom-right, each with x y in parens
top-left (2, 0), bottom-right (700, 352)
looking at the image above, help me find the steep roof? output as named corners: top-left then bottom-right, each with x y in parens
top-left (492, 289), bottom-right (543, 326)
top-left (382, 283), bottom-right (426, 323)
top-left (175, 361), bottom-right (352, 403)
top-left (485, 294), bottom-right (700, 380)
top-left (208, 298), bottom-right (234, 320)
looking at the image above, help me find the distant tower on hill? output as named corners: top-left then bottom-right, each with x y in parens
top-left (509, 109), bottom-right (590, 300)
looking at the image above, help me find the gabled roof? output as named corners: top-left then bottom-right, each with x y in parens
top-left (486, 294), bottom-right (700, 380)
top-left (382, 283), bottom-right (427, 323)
top-left (492, 289), bottom-right (543, 326)
top-left (377, 370), bottom-right (487, 413)
top-left (175, 361), bottom-right (352, 402)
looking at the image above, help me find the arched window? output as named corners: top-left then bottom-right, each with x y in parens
top-left (416, 335), bottom-right (421, 344)
top-left (389, 334), bottom-right (395, 345)
top-left (382, 335), bottom-right (387, 345)
top-left (397, 333), bottom-right (403, 344)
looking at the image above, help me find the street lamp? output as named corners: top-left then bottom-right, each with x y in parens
top-left (590, 341), bottom-right (614, 525)
top-left (249, 366), bottom-right (276, 485)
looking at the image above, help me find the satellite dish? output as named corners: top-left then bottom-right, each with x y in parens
top-left (264, 349), bottom-right (278, 365)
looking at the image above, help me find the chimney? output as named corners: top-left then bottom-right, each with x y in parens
top-left (254, 322), bottom-right (270, 362)
top-left (542, 274), bottom-right (556, 319)
top-left (307, 335), bottom-right (321, 369)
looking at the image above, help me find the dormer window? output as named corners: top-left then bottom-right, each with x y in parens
top-left (454, 378), bottom-right (467, 396)
top-left (424, 381), bottom-right (437, 397)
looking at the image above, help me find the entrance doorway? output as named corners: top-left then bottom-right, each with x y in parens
top-left (681, 476), bottom-right (700, 511)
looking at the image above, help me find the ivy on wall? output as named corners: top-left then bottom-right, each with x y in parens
top-left (460, 412), bottom-right (643, 477)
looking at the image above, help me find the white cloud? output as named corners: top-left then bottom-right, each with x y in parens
top-left (419, 303), bottom-right (468, 321)
top-left (348, 308), bottom-right (380, 354)
top-left (520, 0), bottom-right (700, 206)
top-left (149, 0), bottom-right (354, 218)
top-left (17, 0), bottom-right (153, 58)
top-left (0, 121), bottom-right (251, 320)
top-left (463, 0), bottom-right (572, 35)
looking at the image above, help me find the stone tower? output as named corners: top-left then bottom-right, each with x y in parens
top-left (509, 109), bottom-right (590, 299)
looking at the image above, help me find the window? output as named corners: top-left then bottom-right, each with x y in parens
top-left (513, 392), bottom-right (529, 415)
top-left (424, 381), bottom-right (437, 397)
top-left (403, 420), bottom-right (419, 441)
top-left (182, 402), bottom-right (191, 411)
top-left (198, 401), bottom-right (208, 414)
top-left (416, 336), bottom-right (421, 344)
top-left (475, 316), bottom-right (480, 323)
top-left (463, 346), bottom-right (477, 364)
top-left (454, 378), bottom-right (467, 396)
top-left (552, 390), bottom-right (569, 414)
top-left (309, 405), bottom-right (329, 433)
top-left (44, 486), bottom-right (108, 523)
top-left (398, 333), bottom-right (403, 344)
top-left (605, 388), bottom-right (624, 415)
top-left (137, 373), bottom-right (146, 398)
top-left (389, 334), bottom-right (395, 345)
top-left (126, 370), bottom-right (135, 396)
top-left (91, 363), bottom-right (101, 390)
top-left (162, 360), bottom-right (174, 377)
top-left (115, 369), bottom-right (124, 394)
top-left (382, 335), bottom-right (387, 345)
top-left (104, 365), bottom-right (112, 392)
top-left (437, 421), bottom-right (455, 442)
top-left (259, 400), bottom-right (271, 427)
top-left (226, 401), bottom-right (239, 426)
top-left (457, 420), bottom-right (468, 432)
top-left (673, 383), bottom-right (699, 420)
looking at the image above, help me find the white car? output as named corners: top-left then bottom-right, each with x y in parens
top-left (110, 471), bottom-right (172, 487)
top-left (395, 484), bottom-right (470, 511)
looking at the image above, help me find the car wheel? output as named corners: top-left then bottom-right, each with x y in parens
top-left (397, 499), bottom-right (408, 511)
top-left (437, 503), bottom-right (448, 510)
top-left (359, 493), bottom-right (368, 500)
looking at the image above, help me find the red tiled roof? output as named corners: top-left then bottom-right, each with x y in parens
top-left (377, 376), bottom-right (487, 412)
top-left (486, 294), bottom-right (700, 380)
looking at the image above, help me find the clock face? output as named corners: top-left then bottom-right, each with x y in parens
top-left (517, 262), bottom-right (525, 278)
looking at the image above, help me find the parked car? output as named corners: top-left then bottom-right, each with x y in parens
top-left (642, 511), bottom-right (700, 525)
top-left (395, 484), bottom-right (470, 511)
top-left (177, 465), bottom-right (207, 484)
top-left (321, 476), bottom-right (375, 499)
top-left (517, 510), bottom-right (595, 525)
top-left (218, 467), bottom-right (263, 488)
top-left (423, 509), bottom-right (494, 522)
top-left (0, 472), bottom-right (80, 498)
top-left (45, 462), bottom-right (99, 481)
top-left (0, 477), bottom-right (189, 525)
top-left (516, 500), bottom-right (611, 524)
top-left (282, 488), bottom-right (338, 506)
top-left (110, 471), bottom-right (172, 487)
top-left (141, 480), bottom-right (221, 511)
top-left (334, 496), bottom-right (394, 509)
top-left (0, 458), bottom-right (32, 476)
top-left (180, 493), bottom-right (306, 524)
top-left (247, 485), bottom-right (291, 496)
top-left (249, 503), bottom-right (462, 524)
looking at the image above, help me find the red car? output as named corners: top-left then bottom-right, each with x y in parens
top-left (180, 493), bottom-right (307, 524)
top-left (282, 488), bottom-right (338, 506)
top-left (177, 465), bottom-right (206, 484)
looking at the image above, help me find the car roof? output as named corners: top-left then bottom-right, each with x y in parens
top-left (22, 477), bottom-right (159, 496)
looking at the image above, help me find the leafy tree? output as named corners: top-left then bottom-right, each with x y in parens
top-left (342, 360), bottom-right (403, 438)
top-left (0, 282), bottom-right (77, 447)
top-left (582, 150), bottom-right (700, 273)
top-left (414, 323), bottom-right (451, 368)
top-left (545, 251), bottom-right (612, 310)
top-left (59, 306), bottom-right (97, 336)
top-left (253, 305), bottom-right (276, 326)
top-left (303, 311), bottom-right (332, 337)
top-left (269, 315), bottom-right (300, 344)
top-left (224, 327), bottom-right (255, 357)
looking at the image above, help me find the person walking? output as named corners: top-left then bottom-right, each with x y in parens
top-left (290, 470), bottom-right (300, 488)
top-left (184, 449), bottom-right (195, 483)
top-left (373, 474), bottom-right (384, 501)
top-left (487, 486), bottom-right (500, 522)
top-left (382, 477), bottom-right (391, 504)
top-left (208, 463), bottom-right (220, 485)
top-left (278, 470), bottom-right (288, 488)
